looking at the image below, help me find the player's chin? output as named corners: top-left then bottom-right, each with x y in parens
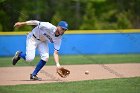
top-left (55, 33), bottom-right (64, 37)
top-left (55, 34), bottom-right (60, 37)
top-left (60, 33), bottom-right (64, 36)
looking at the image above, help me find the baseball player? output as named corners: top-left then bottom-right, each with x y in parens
top-left (12, 20), bottom-right (68, 80)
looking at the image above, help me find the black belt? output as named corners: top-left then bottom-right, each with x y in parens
top-left (33, 34), bottom-right (40, 41)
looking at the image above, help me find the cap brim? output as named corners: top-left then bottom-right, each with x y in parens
top-left (61, 27), bottom-right (68, 30)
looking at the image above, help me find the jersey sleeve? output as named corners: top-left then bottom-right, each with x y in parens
top-left (38, 22), bottom-right (54, 30)
top-left (26, 20), bottom-right (40, 25)
top-left (26, 20), bottom-right (54, 32)
top-left (54, 38), bottom-right (62, 51)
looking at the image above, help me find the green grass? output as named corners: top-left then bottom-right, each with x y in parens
top-left (0, 54), bottom-right (140, 67)
top-left (0, 77), bottom-right (140, 93)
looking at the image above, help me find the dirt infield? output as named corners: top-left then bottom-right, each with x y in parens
top-left (0, 63), bottom-right (140, 86)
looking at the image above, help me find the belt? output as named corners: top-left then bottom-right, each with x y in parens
top-left (33, 34), bottom-right (40, 41)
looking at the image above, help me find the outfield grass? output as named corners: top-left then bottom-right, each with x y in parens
top-left (0, 77), bottom-right (139, 93)
top-left (0, 54), bottom-right (140, 67)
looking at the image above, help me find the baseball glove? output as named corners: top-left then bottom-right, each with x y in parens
top-left (57, 67), bottom-right (70, 78)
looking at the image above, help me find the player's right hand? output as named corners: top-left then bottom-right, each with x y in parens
top-left (14, 22), bottom-right (25, 28)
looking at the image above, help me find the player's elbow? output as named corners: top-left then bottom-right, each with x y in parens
top-left (54, 50), bottom-right (59, 55)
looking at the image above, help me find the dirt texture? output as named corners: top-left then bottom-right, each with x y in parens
top-left (0, 63), bottom-right (140, 86)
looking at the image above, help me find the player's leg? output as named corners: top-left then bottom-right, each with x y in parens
top-left (12, 51), bottom-right (23, 65)
top-left (12, 33), bottom-right (37, 65)
top-left (31, 42), bottom-right (49, 80)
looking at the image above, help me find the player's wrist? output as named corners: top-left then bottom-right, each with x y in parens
top-left (56, 62), bottom-right (61, 68)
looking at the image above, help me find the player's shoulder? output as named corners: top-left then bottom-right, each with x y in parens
top-left (40, 22), bottom-right (55, 28)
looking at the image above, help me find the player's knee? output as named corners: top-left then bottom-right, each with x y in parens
top-left (41, 55), bottom-right (49, 62)
top-left (41, 57), bottom-right (49, 62)
top-left (41, 58), bottom-right (48, 62)
top-left (25, 54), bottom-right (35, 62)
top-left (25, 57), bottom-right (34, 62)
top-left (26, 58), bottom-right (34, 62)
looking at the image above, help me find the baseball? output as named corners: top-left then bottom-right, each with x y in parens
top-left (85, 70), bottom-right (89, 75)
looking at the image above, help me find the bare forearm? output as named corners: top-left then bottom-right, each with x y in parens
top-left (54, 50), bottom-right (61, 67)
top-left (14, 20), bottom-right (39, 28)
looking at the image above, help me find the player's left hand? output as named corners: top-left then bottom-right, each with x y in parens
top-left (14, 22), bottom-right (25, 28)
top-left (57, 67), bottom-right (70, 78)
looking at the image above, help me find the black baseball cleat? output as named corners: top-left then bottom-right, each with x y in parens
top-left (30, 74), bottom-right (42, 81)
top-left (12, 51), bottom-right (21, 65)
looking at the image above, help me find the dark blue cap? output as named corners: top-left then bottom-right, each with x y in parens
top-left (58, 21), bottom-right (68, 30)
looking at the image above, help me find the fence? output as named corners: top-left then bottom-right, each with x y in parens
top-left (0, 30), bottom-right (140, 56)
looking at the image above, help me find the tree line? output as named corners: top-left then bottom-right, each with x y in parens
top-left (0, 0), bottom-right (140, 31)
